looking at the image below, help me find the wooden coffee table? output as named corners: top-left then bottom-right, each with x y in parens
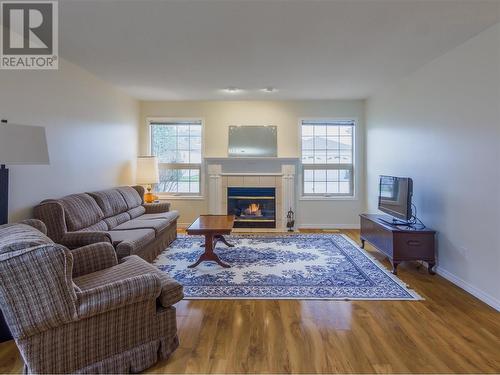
top-left (186, 215), bottom-right (235, 268)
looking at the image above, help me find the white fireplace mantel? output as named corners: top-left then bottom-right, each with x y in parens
top-left (204, 157), bottom-right (299, 162)
top-left (220, 172), bottom-right (283, 176)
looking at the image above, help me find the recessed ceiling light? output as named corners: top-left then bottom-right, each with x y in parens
top-left (224, 87), bottom-right (241, 93)
top-left (261, 87), bottom-right (278, 93)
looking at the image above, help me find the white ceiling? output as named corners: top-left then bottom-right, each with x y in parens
top-left (59, 0), bottom-right (500, 101)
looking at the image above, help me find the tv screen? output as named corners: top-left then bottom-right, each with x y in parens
top-left (228, 126), bottom-right (277, 157)
top-left (378, 175), bottom-right (413, 221)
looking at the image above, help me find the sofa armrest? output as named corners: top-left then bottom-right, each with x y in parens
top-left (59, 231), bottom-right (112, 249)
top-left (33, 199), bottom-right (67, 241)
top-left (132, 185), bottom-right (145, 202)
top-left (143, 202), bottom-right (171, 214)
top-left (76, 274), bottom-right (162, 319)
top-left (158, 277), bottom-right (184, 307)
top-left (71, 242), bottom-right (118, 278)
top-left (20, 219), bottom-right (47, 235)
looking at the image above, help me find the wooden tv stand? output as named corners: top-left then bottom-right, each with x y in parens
top-left (359, 214), bottom-right (436, 275)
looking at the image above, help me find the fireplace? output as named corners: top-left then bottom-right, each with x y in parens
top-left (227, 187), bottom-right (276, 228)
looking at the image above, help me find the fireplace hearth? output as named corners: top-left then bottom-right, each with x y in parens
top-left (227, 187), bottom-right (276, 228)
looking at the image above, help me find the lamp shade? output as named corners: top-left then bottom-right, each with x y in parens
top-left (0, 124), bottom-right (49, 164)
top-left (137, 156), bottom-right (159, 185)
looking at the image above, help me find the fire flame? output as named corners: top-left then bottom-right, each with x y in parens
top-left (248, 203), bottom-right (260, 213)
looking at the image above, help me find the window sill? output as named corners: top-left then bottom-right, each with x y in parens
top-left (157, 195), bottom-right (205, 201)
top-left (300, 195), bottom-right (357, 201)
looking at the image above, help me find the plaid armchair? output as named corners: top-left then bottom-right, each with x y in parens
top-left (0, 220), bottom-right (183, 374)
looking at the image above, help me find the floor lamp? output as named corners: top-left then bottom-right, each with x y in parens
top-left (0, 120), bottom-right (49, 342)
top-left (0, 120), bottom-right (49, 225)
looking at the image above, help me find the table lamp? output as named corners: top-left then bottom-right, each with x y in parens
top-left (0, 120), bottom-right (50, 225)
top-left (137, 156), bottom-right (159, 203)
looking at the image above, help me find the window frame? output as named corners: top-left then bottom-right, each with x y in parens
top-left (298, 118), bottom-right (356, 200)
top-left (147, 117), bottom-right (204, 199)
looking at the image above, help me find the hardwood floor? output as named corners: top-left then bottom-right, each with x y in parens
top-left (0, 229), bottom-right (499, 373)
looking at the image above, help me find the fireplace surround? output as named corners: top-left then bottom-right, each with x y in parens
top-left (228, 187), bottom-right (276, 228)
top-left (207, 161), bottom-right (297, 231)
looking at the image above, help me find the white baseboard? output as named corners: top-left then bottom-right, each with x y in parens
top-left (180, 223), bottom-right (360, 230)
top-left (298, 224), bottom-right (360, 229)
top-left (178, 223), bottom-right (287, 231)
top-left (436, 266), bottom-right (500, 312)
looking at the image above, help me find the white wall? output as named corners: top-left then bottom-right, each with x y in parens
top-left (140, 100), bottom-right (365, 227)
top-left (0, 60), bottom-right (139, 222)
top-left (366, 23), bottom-right (500, 310)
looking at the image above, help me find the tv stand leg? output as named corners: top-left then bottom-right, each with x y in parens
top-left (392, 261), bottom-right (400, 275)
top-left (427, 262), bottom-right (436, 275)
top-left (360, 239), bottom-right (365, 249)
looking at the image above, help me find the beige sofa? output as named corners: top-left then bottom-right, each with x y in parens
top-left (0, 219), bottom-right (183, 373)
top-left (34, 186), bottom-right (178, 262)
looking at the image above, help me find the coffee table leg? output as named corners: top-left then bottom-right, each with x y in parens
top-left (188, 234), bottom-right (231, 268)
top-left (200, 235), bottom-right (233, 248)
top-left (214, 235), bottom-right (235, 248)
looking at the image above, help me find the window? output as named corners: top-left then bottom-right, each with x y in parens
top-left (301, 119), bottom-right (355, 197)
top-left (149, 119), bottom-right (202, 195)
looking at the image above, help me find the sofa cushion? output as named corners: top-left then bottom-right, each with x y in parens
top-left (103, 212), bottom-right (131, 230)
top-left (0, 223), bottom-right (53, 254)
top-left (73, 255), bottom-right (183, 307)
top-left (127, 205), bottom-right (146, 219)
top-left (88, 189), bottom-right (128, 218)
top-left (60, 194), bottom-right (105, 232)
top-left (112, 219), bottom-right (169, 235)
top-left (105, 228), bottom-right (155, 247)
top-left (116, 186), bottom-right (142, 209)
top-left (139, 210), bottom-right (179, 223)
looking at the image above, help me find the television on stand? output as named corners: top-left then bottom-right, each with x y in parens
top-left (378, 175), bottom-right (413, 226)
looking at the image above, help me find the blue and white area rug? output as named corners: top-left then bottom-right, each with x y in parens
top-left (154, 234), bottom-right (422, 300)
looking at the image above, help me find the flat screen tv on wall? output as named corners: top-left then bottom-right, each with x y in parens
top-left (378, 175), bottom-right (413, 222)
top-left (228, 125), bottom-right (277, 157)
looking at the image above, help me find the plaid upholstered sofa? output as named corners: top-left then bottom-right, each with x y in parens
top-left (34, 186), bottom-right (178, 262)
top-left (0, 220), bottom-right (183, 374)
